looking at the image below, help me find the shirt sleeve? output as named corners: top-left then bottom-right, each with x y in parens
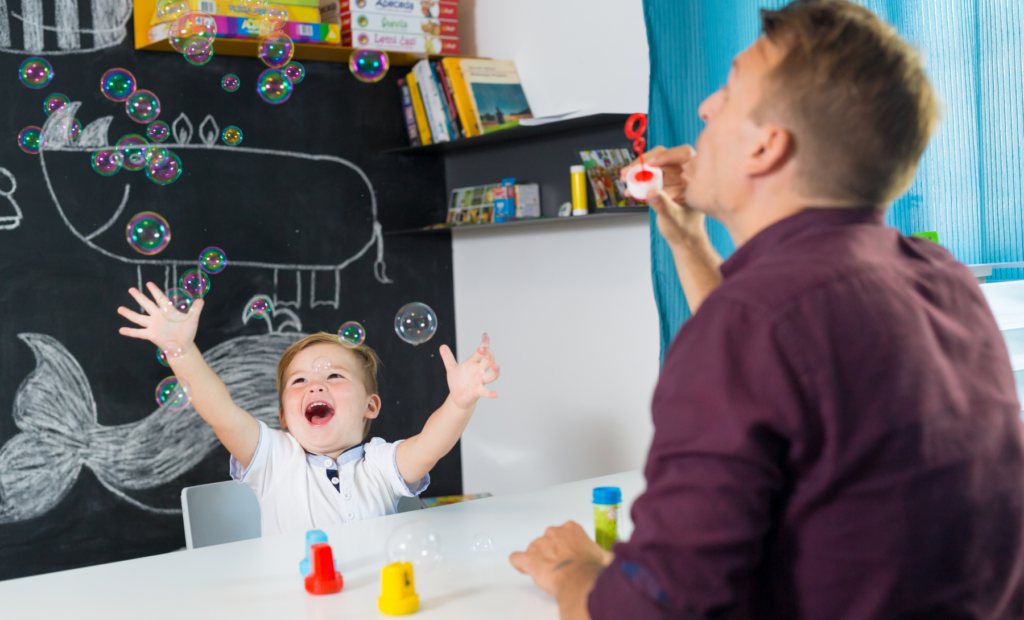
top-left (588, 296), bottom-right (810, 619)
top-left (362, 437), bottom-right (430, 498)
top-left (229, 420), bottom-right (300, 499)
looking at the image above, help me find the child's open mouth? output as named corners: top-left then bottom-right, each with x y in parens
top-left (304, 401), bottom-right (335, 426)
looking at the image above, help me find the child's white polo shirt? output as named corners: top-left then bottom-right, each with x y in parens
top-left (230, 420), bottom-right (429, 537)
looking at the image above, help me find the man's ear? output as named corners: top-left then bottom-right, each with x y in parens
top-left (279, 407), bottom-right (288, 431)
top-left (364, 394), bottom-right (381, 420)
top-left (746, 123), bottom-right (793, 177)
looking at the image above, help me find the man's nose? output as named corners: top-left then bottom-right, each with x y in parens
top-left (698, 90), bottom-right (722, 123)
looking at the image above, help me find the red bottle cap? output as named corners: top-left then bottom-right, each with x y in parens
top-left (304, 543), bottom-right (344, 595)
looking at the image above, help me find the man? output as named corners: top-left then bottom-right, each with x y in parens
top-left (510, 1), bottom-right (1024, 618)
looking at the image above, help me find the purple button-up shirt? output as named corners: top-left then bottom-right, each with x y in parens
top-left (590, 208), bottom-right (1024, 619)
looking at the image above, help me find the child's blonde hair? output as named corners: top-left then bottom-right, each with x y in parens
top-left (276, 332), bottom-right (381, 439)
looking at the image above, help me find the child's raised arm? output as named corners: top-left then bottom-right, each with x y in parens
top-left (395, 334), bottom-right (500, 484)
top-left (117, 282), bottom-right (260, 468)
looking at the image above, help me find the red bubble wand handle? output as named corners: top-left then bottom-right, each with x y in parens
top-left (623, 113), bottom-right (663, 199)
top-left (625, 113), bottom-right (648, 168)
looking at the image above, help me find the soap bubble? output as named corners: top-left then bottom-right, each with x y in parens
top-left (91, 149), bottom-right (123, 176)
top-left (155, 376), bottom-right (191, 410)
top-left (147, 120), bottom-right (170, 142)
top-left (160, 341), bottom-right (185, 363)
top-left (146, 146), bottom-right (170, 166)
top-left (470, 533), bottom-right (494, 554)
top-left (125, 211), bottom-right (171, 255)
top-left (157, 346), bottom-right (171, 367)
top-left (155, 0), bottom-right (190, 24)
top-left (394, 302), bottom-right (437, 346)
top-left (256, 68), bottom-right (292, 104)
top-left (169, 14), bottom-right (216, 54)
top-left (183, 35), bottom-right (214, 65)
top-left (17, 126), bottom-right (44, 154)
top-left (349, 49), bottom-right (389, 83)
top-left (199, 247), bottom-right (227, 274)
top-left (179, 269), bottom-right (211, 298)
top-left (100, 68), bottom-right (136, 102)
top-left (18, 57), bottom-right (53, 89)
top-left (146, 150), bottom-right (182, 185)
top-left (246, 295), bottom-right (273, 319)
top-left (387, 522), bottom-right (442, 572)
top-left (240, 0), bottom-right (269, 13)
top-left (338, 321), bottom-right (365, 347)
top-left (258, 34), bottom-right (294, 69)
top-left (221, 74), bottom-right (239, 92)
top-left (260, 4), bottom-right (288, 33)
top-left (116, 134), bottom-right (149, 171)
top-left (221, 125), bottom-right (243, 146)
top-left (53, 116), bottom-right (81, 145)
top-left (126, 90), bottom-right (161, 123)
top-left (43, 93), bottom-right (70, 116)
top-left (283, 61), bottom-right (305, 84)
top-left (312, 356), bottom-right (334, 376)
top-left (160, 287), bottom-right (194, 322)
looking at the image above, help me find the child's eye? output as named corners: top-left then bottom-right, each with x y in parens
top-left (328, 373), bottom-right (344, 380)
top-left (292, 377), bottom-right (307, 385)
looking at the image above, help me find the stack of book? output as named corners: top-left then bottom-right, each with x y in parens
top-left (146, 0), bottom-right (341, 46)
top-left (321, 0), bottom-right (459, 55)
top-left (398, 58), bottom-right (533, 146)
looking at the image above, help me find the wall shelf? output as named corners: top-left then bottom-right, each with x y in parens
top-left (386, 208), bottom-right (648, 235)
top-left (384, 113), bottom-right (632, 155)
top-left (132, 0), bottom-right (452, 66)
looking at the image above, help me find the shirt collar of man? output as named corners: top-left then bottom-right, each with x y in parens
top-left (305, 443), bottom-right (365, 470)
top-left (720, 207), bottom-right (885, 279)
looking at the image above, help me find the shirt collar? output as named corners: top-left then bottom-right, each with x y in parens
top-left (306, 443), bottom-right (364, 470)
top-left (719, 207), bottom-right (884, 279)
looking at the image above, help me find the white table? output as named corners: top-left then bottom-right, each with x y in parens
top-left (1, 471), bottom-right (644, 619)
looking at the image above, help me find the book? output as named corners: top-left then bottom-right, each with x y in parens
top-left (412, 59), bottom-right (451, 143)
top-left (147, 17), bottom-right (341, 44)
top-left (338, 12), bottom-right (457, 35)
top-left (397, 78), bottom-right (421, 147)
top-left (446, 184), bottom-right (497, 225)
top-left (579, 148), bottom-right (645, 208)
top-left (458, 59), bottom-right (533, 134)
top-left (344, 30), bottom-right (458, 54)
top-left (406, 72), bottom-right (432, 145)
top-left (494, 177), bottom-right (516, 222)
top-left (150, 0), bottom-right (319, 26)
top-left (322, 0), bottom-right (457, 19)
top-left (433, 61), bottom-right (464, 139)
top-left (441, 57), bottom-right (481, 137)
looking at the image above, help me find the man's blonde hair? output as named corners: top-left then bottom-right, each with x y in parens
top-left (276, 332), bottom-right (381, 439)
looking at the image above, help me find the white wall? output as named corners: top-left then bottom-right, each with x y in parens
top-left (461, 0), bottom-right (650, 117)
top-left (454, 216), bottom-right (659, 495)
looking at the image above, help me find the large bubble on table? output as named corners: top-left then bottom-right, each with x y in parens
top-left (387, 522), bottom-right (442, 572)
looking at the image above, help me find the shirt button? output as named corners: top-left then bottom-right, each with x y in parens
top-left (343, 493), bottom-right (351, 500)
top-left (324, 459), bottom-right (332, 467)
top-left (331, 477), bottom-right (339, 485)
top-left (346, 512), bottom-right (354, 519)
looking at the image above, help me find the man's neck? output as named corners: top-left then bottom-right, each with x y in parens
top-left (723, 191), bottom-right (876, 248)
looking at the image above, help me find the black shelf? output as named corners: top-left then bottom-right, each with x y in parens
top-left (386, 208), bottom-right (649, 235)
top-left (383, 113), bottom-right (632, 155)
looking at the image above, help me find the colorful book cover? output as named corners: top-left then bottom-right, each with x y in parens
top-left (459, 59), bottom-right (533, 134)
top-left (446, 184), bottom-right (497, 225)
top-left (148, 17), bottom-right (340, 44)
top-left (344, 30), bottom-right (458, 54)
top-left (397, 78), bottom-right (421, 147)
top-left (406, 72), bottom-right (432, 145)
top-left (412, 59), bottom-right (451, 143)
top-left (329, 0), bottom-right (457, 19)
top-left (433, 61), bottom-right (464, 139)
top-left (579, 148), bottom-right (646, 208)
top-left (150, 0), bottom-right (319, 26)
top-left (441, 57), bottom-right (480, 137)
top-left (339, 12), bottom-right (457, 35)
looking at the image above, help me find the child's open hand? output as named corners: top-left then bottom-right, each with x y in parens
top-left (439, 333), bottom-right (500, 411)
top-left (117, 282), bottom-right (204, 350)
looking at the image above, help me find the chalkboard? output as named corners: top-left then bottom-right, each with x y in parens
top-left (0, 1), bottom-right (456, 580)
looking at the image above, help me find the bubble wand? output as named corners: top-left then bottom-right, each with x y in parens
top-left (624, 113), bottom-right (663, 201)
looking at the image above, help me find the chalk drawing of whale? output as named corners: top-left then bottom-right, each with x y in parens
top-left (0, 332), bottom-right (304, 522)
top-left (0, 0), bottom-right (132, 55)
top-left (34, 102), bottom-right (392, 312)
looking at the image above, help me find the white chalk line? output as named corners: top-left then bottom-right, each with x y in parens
top-left (84, 183), bottom-right (130, 240)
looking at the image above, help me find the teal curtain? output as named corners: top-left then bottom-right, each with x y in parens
top-left (644, 0), bottom-right (1024, 361)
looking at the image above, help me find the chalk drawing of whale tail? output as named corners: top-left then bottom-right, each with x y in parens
top-left (0, 332), bottom-right (299, 523)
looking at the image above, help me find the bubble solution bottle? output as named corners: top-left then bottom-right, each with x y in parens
top-left (593, 486), bottom-right (622, 552)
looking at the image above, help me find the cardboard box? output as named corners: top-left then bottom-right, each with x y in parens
top-left (320, 0), bottom-right (456, 23)
top-left (343, 30), bottom-right (458, 54)
top-left (338, 12), bottom-right (456, 35)
top-left (150, 0), bottom-right (319, 26)
top-left (148, 16), bottom-right (341, 45)
top-left (515, 184), bottom-right (540, 218)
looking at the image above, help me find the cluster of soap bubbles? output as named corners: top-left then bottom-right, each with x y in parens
top-left (350, 49), bottom-right (390, 83)
top-left (155, 0), bottom-right (219, 66)
top-left (16, 57), bottom-right (70, 155)
top-left (395, 302), bottom-right (437, 346)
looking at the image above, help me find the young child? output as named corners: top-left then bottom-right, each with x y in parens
top-left (117, 283), bottom-right (499, 537)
